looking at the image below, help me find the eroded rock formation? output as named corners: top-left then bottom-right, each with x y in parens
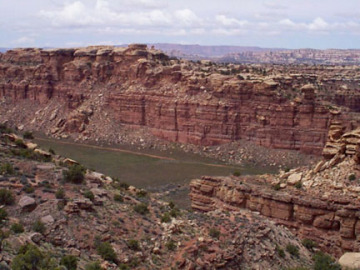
top-left (190, 124), bottom-right (360, 257)
top-left (1, 45), bottom-right (358, 153)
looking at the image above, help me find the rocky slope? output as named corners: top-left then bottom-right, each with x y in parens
top-left (0, 126), bottom-right (317, 269)
top-left (1, 44), bottom-right (360, 156)
top-left (190, 121), bottom-right (360, 258)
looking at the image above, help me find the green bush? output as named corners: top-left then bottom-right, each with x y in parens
top-left (23, 131), bottom-right (34, 140)
top-left (286, 244), bottom-right (300, 258)
top-left (55, 188), bottom-right (65, 199)
top-left (168, 201), bottom-right (175, 209)
top-left (0, 123), bottom-right (13, 134)
top-left (294, 181), bottom-right (302, 189)
top-left (127, 239), bottom-right (140, 251)
top-left (15, 139), bottom-right (26, 148)
top-left (0, 208), bottom-right (8, 222)
top-left (302, 239), bottom-right (317, 250)
top-left (113, 193), bottom-right (123, 202)
top-left (96, 242), bottom-right (117, 263)
top-left (169, 208), bottom-right (180, 218)
top-left (161, 213), bottom-right (171, 223)
top-left (233, 171), bottom-right (241, 177)
top-left (0, 189), bottom-right (15, 205)
top-left (11, 148), bottom-right (51, 162)
top-left (136, 190), bottom-right (147, 198)
top-left (63, 164), bottom-right (85, 184)
top-left (165, 239), bottom-right (176, 251)
top-left (0, 163), bottom-right (14, 175)
top-left (11, 244), bottom-right (46, 270)
top-left (84, 190), bottom-right (95, 201)
top-left (11, 223), bottom-right (24, 234)
top-left (32, 220), bottom-right (46, 234)
top-left (273, 182), bottom-right (281, 191)
top-left (276, 245), bottom-right (285, 258)
top-left (60, 255), bottom-right (78, 270)
top-left (133, 203), bottom-right (149, 215)
top-left (348, 173), bottom-right (356, 181)
top-left (23, 185), bottom-right (34, 194)
top-left (48, 148), bottom-right (56, 155)
top-left (85, 262), bottom-right (104, 270)
top-left (209, 227), bottom-right (220, 239)
top-left (313, 252), bottom-right (341, 270)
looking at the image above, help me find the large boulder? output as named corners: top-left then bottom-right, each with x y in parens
top-left (18, 196), bottom-right (37, 212)
top-left (339, 252), bottom-right (360, 269)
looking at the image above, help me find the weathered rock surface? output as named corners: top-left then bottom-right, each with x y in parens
top-left (1, 45), bottom-right (358, 154)
top-left (338, 252), bottom-right (360, 269)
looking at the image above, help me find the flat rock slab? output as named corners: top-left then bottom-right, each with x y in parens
top-left (339, 252), bottom-right (360, 269)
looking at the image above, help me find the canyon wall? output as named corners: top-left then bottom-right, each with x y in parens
top-left (0, 45), bottom-right (358, 153)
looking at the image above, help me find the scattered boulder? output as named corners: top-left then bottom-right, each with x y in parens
top-left (339, 252), bottom-right (360, 269)
top-left (18, 196), bottom-right (37, 212)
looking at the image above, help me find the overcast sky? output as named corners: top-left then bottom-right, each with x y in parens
top-left (1, 0), bottom-right (360, 49)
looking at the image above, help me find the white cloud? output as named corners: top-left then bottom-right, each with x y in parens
top-left (174, 9), bottom-right (201, 26)
top-left (12, 36), bottom-right (36, 46)
top-left (215, 15), bottom-right (248, 27)
top-left (308, 17), bottom-right (328, 31)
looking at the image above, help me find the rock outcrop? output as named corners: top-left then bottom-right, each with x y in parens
top-left (1, 45), bottom-right (358, 154)
top-left (190, 124), bottom-right (360, 257)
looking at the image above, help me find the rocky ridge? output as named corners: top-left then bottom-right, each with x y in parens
top-left (1, 45), bottom-right (360, 156)
top-left (190, 122), bottom-right (360, 258)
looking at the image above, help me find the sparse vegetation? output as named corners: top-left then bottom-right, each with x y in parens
top-left (48, 148), bottom-right (56, 155)
top-left (11, 223), bottom-right (24, 234)
top-left (32, 220), bottom-right (46, 234)
top-left (313, 251), bottom-right (341, 270)
top-left (84, 190), bottom-right (95, 201)
top-left (165, 239), bottom-right (176, 251)
top-left (348, 173), bottom-right (356, 181)
top-left (0, 162), bottom-right (14, 175)
top-left (60, 255), bottom-right (78, 270)
top-left (133, 203), bottom-right (149, 215)
top-left (55, 188), bottom-right (65, 199)
top-left (209, 227), bottom-right (220, 239)
top-left (295, 181), bottom-right (302, 189)
top-left (286, 244), bottom-right (300, 258)
top-left (136, 190), bottom-right (147, 198)
top-left (113, 193), bottom-right (123, 202)
top-left (14, 139), bottom-right (26, 148)
top-left (23, 131), bottom-right (34, 139)
top-left (161, 212), bottom-right (171, 223)
top-left (233, 171), bottom-right (241, 177)
top-left (0, 208), bottom-right (8, 222)
top-left (276, 245), bottom-right (285, 258)
top-left (302, 239), bottom-right (317, 250)
top-left (85, 262), bottom-right (104, 270)
top-left (96, 242), bottom-right (117, 263)
top-left (273, 182), bottom-right (281, 191)
top-left (0, 188), bottom-right (15, 205)
top-left (127, 239), bottom-right (140, 251)
top-left (63, 164), bottom-right (85, 184)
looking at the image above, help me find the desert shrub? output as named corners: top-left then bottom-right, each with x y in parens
top-left (161, 213), bottom-right (171, 223)
top-left (313, 252), bottom-right (341, 270)
top-left (0, 208), bottom-right (8, 222)
top-left (32, 220), bottom-right (46, 234)
top-left (60, 255), bottom-right (78, 270)
top-left (295, 181), bottom-right (302, 189)
top-left (136, 190), bottom-right (147, 198)
top-left (0, 124), bottom-right (13, 134)
top-left (233, 171), bottom-right (241, 177)
top-left (11, 148), bottom-right (51, 162)
top-left (273, 182), bottom-right (281, 191)
top-left (209, 227), bottom-right (220, 239)
top-left (0, 163), bottom-right (14, 175)
top-left (48, 148), bottom-right (56, 155)
top-left (169, 208), bottom-right (180, 218)
top-left (63, 164), bottom-right (85, 184)
top-left (11, 223), bottom-right (24, 234)
top-left (96, 242), bottom-right (117, 263)
top-left (127, 239), bottom-right (140, 251)
top-left (23, 185), bottom-right (34, 194)
top-left (286, 244), bottom-right (299, 258)
top-left (348, 173), bottom-right (356, 181)
top-left (55, 188), bottom-right (65, 199)
top-left (113, 193), bottom-right (123, 202)
top-left (15, 139), bottom-right (26, 148)
top-left (302, 239), bottom-right (317, 250)
top-left (23, 131), bottom-right (34, 140)
top-left (0, 189), bottom-right (15, 205)
top-left (165, 239), bottom-right (176, 251)
top-left (276, 245), bottom-right (285, 258)
top-left (133, 203), bottom-right (149, 215)
top-left (84, 190), bottom-right (95, 201)
top-left (11, 244), bottom-right (46, 270)
top-left (168, 201), bottom-right (175, 209)
top-left (85, 261), bottom-right (104, 270)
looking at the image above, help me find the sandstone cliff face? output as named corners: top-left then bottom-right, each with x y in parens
top-left (190, 124), bottom-right (360, 257)
top-left (0, 45), bottom-right (356, 153)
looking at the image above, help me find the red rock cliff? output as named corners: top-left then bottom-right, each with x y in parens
top-left (0, 45), bottom-right (355, 153)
